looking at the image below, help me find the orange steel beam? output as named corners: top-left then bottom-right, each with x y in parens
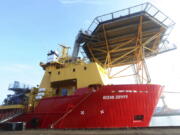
top-left (142, 32), bottom-right (162, 47)
top-left (152, 28), bottom-right (163, 51)
top-left (134, 16), bottom-right (144, 83)
top-left (111, 47), bottom-right (138, 64)
top-left (109, 65), bottom-right (132, 78)
top-left (87, 45), bottom-right (102, 64)
top-left (103, 24), bottom-right (112, 70)
top-left (89, 30), bottom-right (160, 47)
top-left (112, 74), bottom-right (137, 78)
top-left (95, 20), bottom-right (153, 37)
top-left (110, 45), bottom-right (136, 53)
top-left (109, 38), bottom-right (135, 53)
top-left (90, 48), bottom-right (107, 53)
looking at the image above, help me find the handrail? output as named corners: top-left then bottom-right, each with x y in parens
top-left (0, 109), bottom-right (24, 123)
top-left (87, 2), bottom-right (175, 34)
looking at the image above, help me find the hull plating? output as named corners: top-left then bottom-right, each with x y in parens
top-left (11, 84), bottom-right (162, 129)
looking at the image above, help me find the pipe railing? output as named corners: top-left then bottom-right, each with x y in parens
top-left (87, 3), bottom-right (175, 34)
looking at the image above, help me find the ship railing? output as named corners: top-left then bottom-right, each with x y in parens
top-left (158, 41), bottom-right (177, 54)
top-left (86, 2), bottom-right (176, 56)
top-left (0, 109), bottom-right (24, 123)
top-left (144, 40), bottom-right (177, 57)
top-left (87, 2), bottom-right (175, 34)
top-left (8, 83), bottom-right (33, 91)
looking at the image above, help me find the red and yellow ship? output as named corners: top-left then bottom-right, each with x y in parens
top-left (0, 3), bottom-right (176, 129)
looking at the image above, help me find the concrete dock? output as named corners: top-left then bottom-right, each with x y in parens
top-left (1, 127), bottom-right (180, 135)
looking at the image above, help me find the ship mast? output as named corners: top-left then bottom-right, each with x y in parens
top-left (59, 44), bottom-right (70, 58)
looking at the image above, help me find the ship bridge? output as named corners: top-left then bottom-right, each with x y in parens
top-left (73, 3), bottom-right (176, 84)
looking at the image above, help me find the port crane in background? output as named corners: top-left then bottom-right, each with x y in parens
top-left (154, 91), bottom-right (180, 116)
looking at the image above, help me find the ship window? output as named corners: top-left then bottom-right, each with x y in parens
top-left (55, 88), bottom-right (60, 95)
top-left (56, 65), bottom-right (61, 69)
top-left (62, 88), bottom-right (68, 96)
top-left (84, 67), bottom-right (87, 70)
top-left (73, 68), bottom-right (76, 72)
top-left (134, 115), bottom-right (144, 121)
top-left (58, 71), bottom-right (60, 75)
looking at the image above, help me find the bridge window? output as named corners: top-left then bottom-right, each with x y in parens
top-left (58, 71), bottom-right (60, 75)
top-left (84, 67), bottom-right (87, 70)
top-left (62, 88), bottom-right (68, 96)
top-left (73, 68), bottom-right (76, 72)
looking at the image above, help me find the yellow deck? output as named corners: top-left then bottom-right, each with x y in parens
top-left (0, 104), bottom-right (24, 110)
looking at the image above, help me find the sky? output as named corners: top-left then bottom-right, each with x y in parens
top-left (0, 0), bottom-right (180, 108)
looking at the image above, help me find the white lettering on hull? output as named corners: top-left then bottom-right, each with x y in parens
top-left (111, 90), bottom-right (148, 93)
top-left (103, 95), bottom-right (128, 100)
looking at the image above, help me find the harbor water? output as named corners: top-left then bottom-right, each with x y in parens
top-left (150, 116), bottom-right (180, 126)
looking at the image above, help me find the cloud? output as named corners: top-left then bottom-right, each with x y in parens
top-left (58, 0), bottom-right (104, 5)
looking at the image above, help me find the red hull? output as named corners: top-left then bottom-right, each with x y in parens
top-left (11, 84), bottom-right (162, 128)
